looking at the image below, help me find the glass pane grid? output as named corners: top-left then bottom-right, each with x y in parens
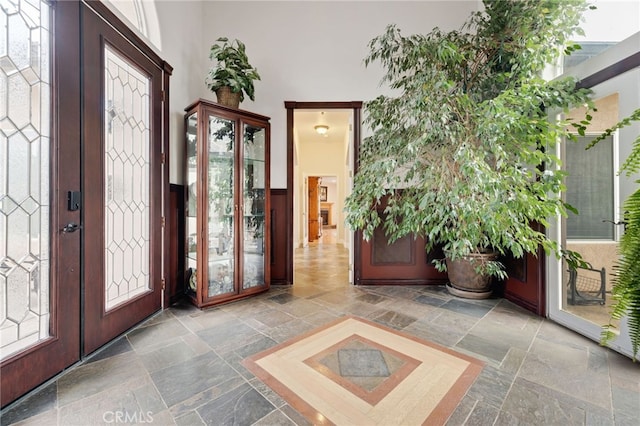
top-left (1, 0), bottom-right (50, 361)
top-left (103, 44), bottom-right (151, 311)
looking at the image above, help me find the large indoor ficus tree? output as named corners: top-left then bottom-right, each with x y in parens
top-left (345, 0), bottom-right (640, 357)
top-left (345, 0), bottom-right (596, 279)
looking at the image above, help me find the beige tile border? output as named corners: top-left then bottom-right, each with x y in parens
top-left (242, 315), bottom-right (484, 426)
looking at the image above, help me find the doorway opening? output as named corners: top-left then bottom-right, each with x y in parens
top-left (285, 102), bottom-right (363, 289)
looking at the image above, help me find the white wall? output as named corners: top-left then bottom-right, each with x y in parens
top-left (106, 0), bottom-right (638, 187)
top-left (103, 0), bottom-right (206, 183)
top-left (199, 1), bottom-right (481, 188)
top-left (153, 1), bottom-right (206, 183)
top-left (576, 0), bottom-right (640, 42)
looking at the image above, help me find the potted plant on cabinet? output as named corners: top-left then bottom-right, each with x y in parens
top-left (345, 0), bottom-right (596, 298)
top-left (206, 37), bottom-right (261, 109)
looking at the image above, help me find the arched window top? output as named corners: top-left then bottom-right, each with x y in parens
top-left (104, 0), bottom-right (162, 50)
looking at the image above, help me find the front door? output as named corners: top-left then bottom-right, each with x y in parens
top-left (1, 0), bottom-right (169, 407)
top-left (548, 49), bottom-right (639, 359)
top-left (81, 3), bottom-right (164, 354)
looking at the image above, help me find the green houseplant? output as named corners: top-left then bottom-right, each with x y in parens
top-left (345, 0), bottom-right (596, 297)
top-left (206, 37), bottom-right (261, 108)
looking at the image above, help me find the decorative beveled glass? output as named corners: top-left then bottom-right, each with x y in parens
top-left (103, 44), bottom-right (151, 311)
top-left (0, 0), bottom-right (51, 361)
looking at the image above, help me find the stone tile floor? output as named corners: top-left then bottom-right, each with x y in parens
top-left (1, 239), bottom-right (639, 425)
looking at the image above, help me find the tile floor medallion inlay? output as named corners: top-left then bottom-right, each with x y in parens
top-left (242, 315), bottom-right (485, 425)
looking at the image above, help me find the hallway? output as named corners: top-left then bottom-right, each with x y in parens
top-left (1, 236), bottom-right (639, 425)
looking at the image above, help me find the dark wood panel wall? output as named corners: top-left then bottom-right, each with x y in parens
top-left (270, 189), bottom-right (290, 284)
top-left (501, 222), bottom-right (546, 316)
top-left (356, 230), bottom-right (448, 285)
top-left (354, 201), bottom-right (447, 285)
top-left (503, 251), bottom-right (545, 316)
top-left (168, 184), bottom-right (185, 303)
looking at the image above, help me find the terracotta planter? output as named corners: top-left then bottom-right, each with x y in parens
top-left (215, 86), bottom-right (241, 109)
top-left (445, 250), bottom-right (498, 299)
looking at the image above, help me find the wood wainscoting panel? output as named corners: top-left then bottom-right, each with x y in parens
top-left (502, 222), bottom-right (545, 316)
top-left (357, 229), bottom-right (447, 285)
top-left (168, 184), bottom-right (185, 303)
top-left (270, 189), bottom-right (290, 284)
top-left (356, 205), bottom-right (447, 285)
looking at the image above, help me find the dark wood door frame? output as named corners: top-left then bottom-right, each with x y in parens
top-left (81, 1), bottom-right (171, 354)
top-left (284, 101), bottom-right (362, 285)
top-left (84, 0), bottom-right (173, 313)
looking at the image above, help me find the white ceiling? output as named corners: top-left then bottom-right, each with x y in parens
top-left (294, 109), bottom-right (352, 145)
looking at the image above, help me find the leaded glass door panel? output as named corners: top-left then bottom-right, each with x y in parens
top-left (0, 0), bottom-right (81, 408)
top-left (81, 4), bottom-right (163, 354)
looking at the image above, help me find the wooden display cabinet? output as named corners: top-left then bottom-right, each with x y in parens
top-left (184, 99), bottom-right (270, 308)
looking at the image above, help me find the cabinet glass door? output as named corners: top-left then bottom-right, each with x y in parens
top-left (242, 123), bottom-right (266, 290)
top-left (185, 113), bottom-right (197, 292)
top-left (207, 115), bottom-right (235, 298)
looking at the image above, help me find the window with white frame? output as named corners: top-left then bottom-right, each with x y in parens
top-left (565, 134), bottom-right (616, 240)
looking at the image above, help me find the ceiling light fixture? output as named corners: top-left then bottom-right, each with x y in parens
top-left (314, 124), bottom-right (329, 135)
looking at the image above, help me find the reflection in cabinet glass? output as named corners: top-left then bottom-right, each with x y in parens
top-left (184, 99), bottom-right (270, 308)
